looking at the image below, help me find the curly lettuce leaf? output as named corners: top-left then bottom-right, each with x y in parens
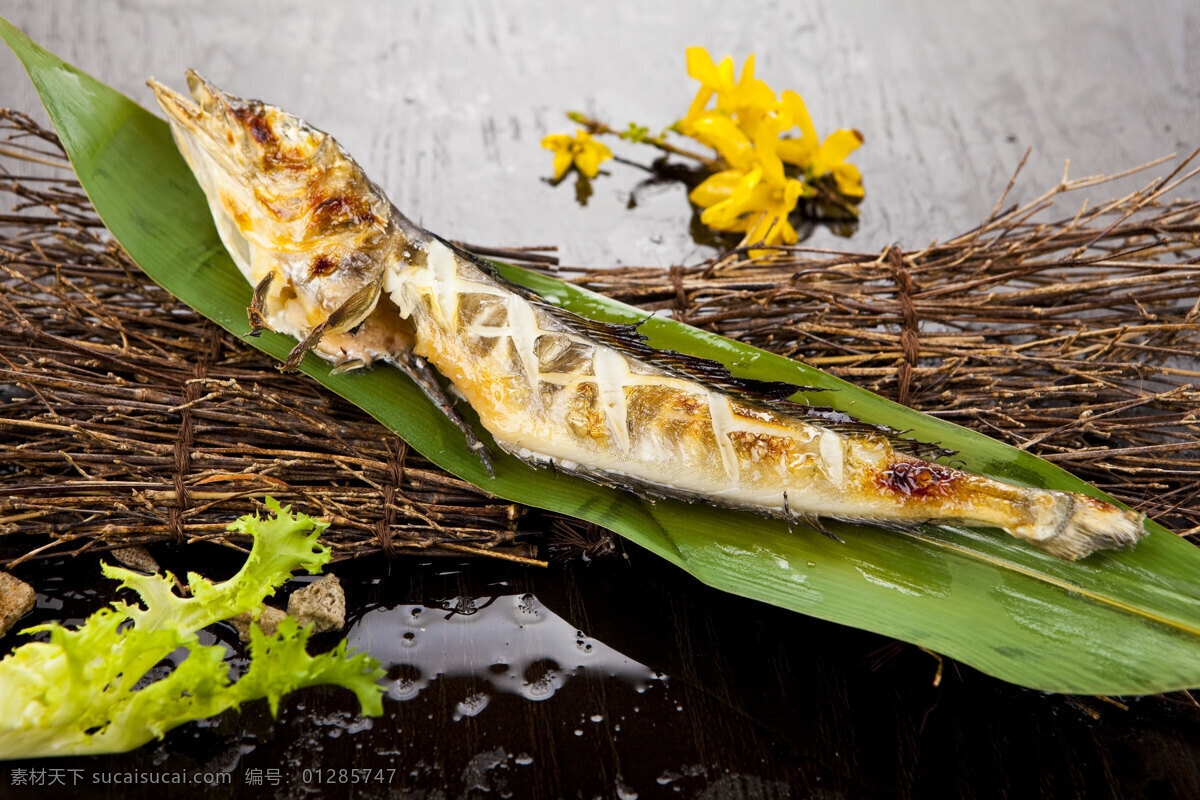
top-left (0, 498), bottom-right (385, 759)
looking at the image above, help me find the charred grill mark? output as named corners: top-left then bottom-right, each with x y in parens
top-left (1078, 493), bottom-right (1122, 513)
top-left (310, 254), bottom-right (337, 278)
top-left (232, 105), bottom-right (277, 147)
top-left (247, 116), bottom-right (273, 145)
top-left (308, 194), bottom-right (377, 233)
top-left (231, 103), bottom-right (312, 170)
top-left (730, 431), bottom-right (794, 463)
top-left (876, 460), bottom-right (957, 499)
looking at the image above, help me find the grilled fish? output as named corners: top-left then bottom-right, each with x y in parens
top-left (149, 72), bottom-right (1147, 561)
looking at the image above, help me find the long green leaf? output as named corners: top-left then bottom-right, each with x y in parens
top-left (5, 17), bottom-right (1199, 694)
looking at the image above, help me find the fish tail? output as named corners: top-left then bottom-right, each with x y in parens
top-left (1011, 492), bottom-right (1145, 561)
top-left (868, 459), bottom-right (1145, 559)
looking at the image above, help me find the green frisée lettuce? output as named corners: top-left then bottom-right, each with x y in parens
top-left (0, 499), bottom-right (384, 759)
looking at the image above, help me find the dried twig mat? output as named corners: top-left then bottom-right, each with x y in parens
top-left (1, 110), bottom-right (1197, 568)
top-left (0, 111), bottom-right (548, 567)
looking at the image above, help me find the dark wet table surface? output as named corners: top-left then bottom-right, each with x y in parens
top-left (3, 1), bottom-right (1200, 798)
top-left (10, 547), bottom-right (1200, 800)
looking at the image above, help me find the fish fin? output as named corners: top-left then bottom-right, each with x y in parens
top-left (795, 513), bottom-right (845, 543)
top-left (330, 359), bottom-right (367, 375)
top-left (246, 271), bottom-right (275, 337)
top-left (280, 280), bottom-right (381, 371)
top-left (394, 352), bottom-right (494, 477)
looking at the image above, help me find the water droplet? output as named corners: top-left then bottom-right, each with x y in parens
top-left (346, 593), bottom-right (661, 705)
top-left (453, 692), bottom-right (491, 721)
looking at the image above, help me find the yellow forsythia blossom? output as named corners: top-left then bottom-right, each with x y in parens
top-left (775, 92), bottom-right (864, 198)
top-left (680, 47), bottom-right (865, 248)
top-left (541, 130), bottom-right (613, 180)
top-left (809, 129), bottom-right (865, 198)
top-left (540, 46), bottom-right (864, 255)
top-left (695, 166), bottom-right (808, 248)
top-left (679, 48), bottom-right (776, 140)
top-left (691, 114), bottom-right (813, 248)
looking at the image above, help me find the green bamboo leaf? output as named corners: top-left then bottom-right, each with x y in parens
top-left (5, 17), bottom-right (1199, 694)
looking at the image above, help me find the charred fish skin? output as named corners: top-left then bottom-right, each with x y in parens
top-left (150, 72), bottom-right (1147, 561)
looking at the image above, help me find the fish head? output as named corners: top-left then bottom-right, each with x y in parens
top-left (149, 71), bottom-right (389, 330)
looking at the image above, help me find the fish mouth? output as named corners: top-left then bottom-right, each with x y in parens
top-left (148, 70), bottom-right (264, 167)
top-left (147, 70), bottom-right (221, 133)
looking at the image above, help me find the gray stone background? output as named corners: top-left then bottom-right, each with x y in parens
top-left (3, 0), bottom-right (1197, 267)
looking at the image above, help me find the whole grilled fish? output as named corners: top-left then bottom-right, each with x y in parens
top-left (150, 72), bottom-right (1147, 561)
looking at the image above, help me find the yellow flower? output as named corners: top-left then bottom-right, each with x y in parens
top-left (690, 106), bottom-right (810, 248)
top-left (775, 90), bottom-right (819, 168)
top-left (684, 112), bottom-right (757, 171)
top-left (694, 166), bottom-right (764, 232)
top-left (688, 168), bottom-right (745, 210)
top-left (809, 128), bottom-right (865, 198)
top-left (681, 47), bottom-right (739, 128)
top-left (773, 92), bottom-right (864, 198)
top-left (680, 47), bottom-right (777, 137)
top-left (541, 130), bottom-right (613, 180)
top-left (691, 165), bottom-right (808, 249)
top-left (741, 176), bottom-right (805, 248)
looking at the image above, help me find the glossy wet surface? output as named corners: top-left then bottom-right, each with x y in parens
top-left (5, 544), bottom-right (1200, 799)
top-left (5, 1), bottom-right (1198, 269)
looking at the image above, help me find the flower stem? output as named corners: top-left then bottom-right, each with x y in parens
top-left (568, 112), bottom-right (724, 171)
